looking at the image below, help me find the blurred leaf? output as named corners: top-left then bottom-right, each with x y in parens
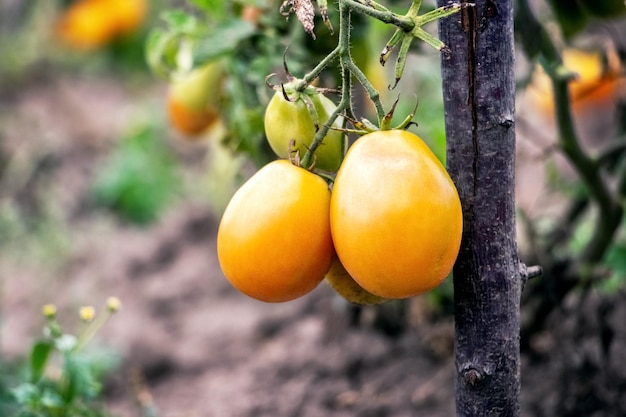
top-left (546, 0), bottom-right (588, 38)
top-left (10, 383), bottom-right (39, 407)
top-left (29, 341), bottom-right (53, 384)
top-left (160, 10), bottom-right (202, 33)
top-left (40, 388), bottom-right (64, 410)
top-left (63, 353), bottom-right (101, 404)
top-left (605, 244), bottom-right (626, 273)
top-left (146, 10), bottom-right (205, 77)
top-left (193, 19), bottom-right (256, 64)
top-left (145, 29), bottom-right (179, 78)
top-left (92, 126), bottom-right (180, 225)
top-left (190, 0), bottom-right (227, 17)
top-left (580, 0), bottom-right (626, 18)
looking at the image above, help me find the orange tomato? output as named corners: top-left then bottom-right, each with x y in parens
top-left (217, 160), bottom-right (334, 302)
top-left (56, 0), bottom-right (147, 50)
top-left (526, 47), bottom-right (624, 115)
top-left (167, 62), bottom-right (223, 137)
top-left (110, 0), bottom-right (147, 35)
top-left (330, 130), bottom-right (462, 299)
top-left (167, 99), bottom-right (219, 138)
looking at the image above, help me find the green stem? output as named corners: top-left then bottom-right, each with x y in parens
top-left (74, 310), bottom-right (111, 351)
top-left (298, 47), bottom-right (341, 89)
top-left (301, 2), bottom-right (353, 169)
top-left (347, 60), bottom-right (385, 122)
top-left (341, 0), bottom-right (413, 30)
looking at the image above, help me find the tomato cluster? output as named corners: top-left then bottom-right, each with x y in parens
top-left (217, 84), bottom-right (463, 304)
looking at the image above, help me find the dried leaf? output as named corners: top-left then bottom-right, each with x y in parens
top-left (280, 0), bottom-right (316, 39)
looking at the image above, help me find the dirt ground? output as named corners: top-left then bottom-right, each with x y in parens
top-left (2, 70), bottom-right (626, 417)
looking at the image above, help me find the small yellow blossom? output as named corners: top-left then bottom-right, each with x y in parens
top-left (79, 306), bottom-right (96, 323)
top-left (42, 304), bottom-right (57, 318)
top-left (106, 296), bottom-right (122, 313)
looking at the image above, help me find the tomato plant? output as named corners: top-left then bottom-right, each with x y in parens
top-left (144, 0), bottom-right (465, 303)
top-left (330, 129), bottom-right (462, 299)
top-left (217, 160), bottom-right (334, 302)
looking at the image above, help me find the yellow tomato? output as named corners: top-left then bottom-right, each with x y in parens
top-left (217, 160), bottom-right (334, 302)
top-left (325, 257), bottom-right (388, 305)
top-left (330, 130), bottom-right (462, 299)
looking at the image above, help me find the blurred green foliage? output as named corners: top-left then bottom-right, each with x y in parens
top-left (91, 125), bottom-right (181, 225)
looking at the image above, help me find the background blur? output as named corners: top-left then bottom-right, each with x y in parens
top-left (1, 0), bottom-right (625, 416)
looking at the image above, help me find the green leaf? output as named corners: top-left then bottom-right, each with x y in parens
top-left (190, 0), bottom-right (227, 17)
top-left (62, 353), bottom-right (101, 404)
top-left (605, 244), bottom-right (626, 273)
top-left (145, 29), bottom-right (177, 78)
top-left (40, 388), bottom-right (64, 410)
top-left (29, 340), bottom-right (53, 384)
top-left (10, 383), bottom-right (39, 406)
top-left (546, 0), bottom-right (588, 38)
top-left (193, 19), bottom-right (256, 64)
top-left (160, 10), bottom-right (201, 34)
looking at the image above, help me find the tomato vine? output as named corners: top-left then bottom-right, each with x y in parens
top-left (290, 0), bottom-right (462, 168)
top-left (147, 0), bottom-right (461, 169)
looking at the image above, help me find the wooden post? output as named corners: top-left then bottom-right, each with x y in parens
top-left (438, 0), bottom-right (521, 415)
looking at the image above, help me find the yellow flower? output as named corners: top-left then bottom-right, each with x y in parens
top-left (42, 304), bottom-right (57, 318)
top-left (106, 296), bottom-right (122, 313)
top-left (79, 306), bottom-right (96, 323)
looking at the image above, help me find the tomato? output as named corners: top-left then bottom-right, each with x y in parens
top-left (264, 84), bottom-right (345, 172)
top-left (110, 0), bottom-right (147, 35)
top-left (217, 160), bottom-right (334, 302)
top-left (325, 257), bottom-right (388, 305)
top-left (56, 0), bottom-right (147, 50)
top-left (526, 47), bottom-right (624, 116)
top-left (56, 0), bottom-right (117, 50)
top-left (330, 130), bottom-right (462, 299)
top-left (167, 62), bottom-right (223, 137)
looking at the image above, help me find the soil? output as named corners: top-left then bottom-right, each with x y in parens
top-left (2, 70), bottom-right (626, 417)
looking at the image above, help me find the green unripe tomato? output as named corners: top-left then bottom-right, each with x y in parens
top-left (264, 86), bottom-right (345, 172)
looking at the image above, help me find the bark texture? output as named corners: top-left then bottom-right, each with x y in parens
top-left (437, 1), bottom-right (520, 416)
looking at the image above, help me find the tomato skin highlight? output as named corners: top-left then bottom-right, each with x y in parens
top-left (330, 130), bottom-right (462, 299)
top-left (264, 90), bottom-right (345, 172)
top-left (217, 160), bottom-right (334, 302)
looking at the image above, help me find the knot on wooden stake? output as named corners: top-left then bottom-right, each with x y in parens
top-left (462, 367), bottom-right (486, 387)
top-left (499, 118), bottom-right (514, 129)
